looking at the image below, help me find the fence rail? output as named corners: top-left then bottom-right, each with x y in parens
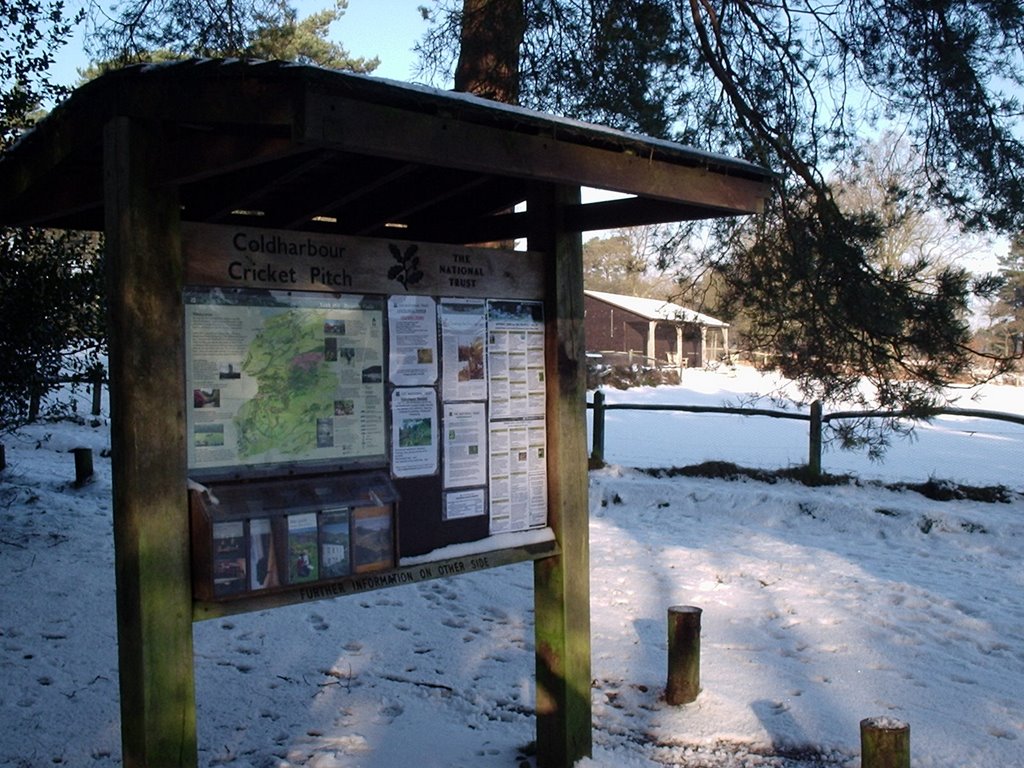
top-left (26, 366), bottom-right (107, 421)
top-left (587, 390), bottom-right (1024, 477)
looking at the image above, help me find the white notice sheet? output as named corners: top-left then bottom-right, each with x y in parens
top-left (390, 387), bottom-right (438, 477)
top-left (443, 488), bottom-right (486, 521)
top-left (488, 418), bottom-right (547, 534)
top-left (439, 298), bottom-right (488, 402)
top-left (442, 401), bottom-right (487, 488)
top-left (388, 295), bottom-right (438, 386)
top-left (486, 300), bottom-right (545, 420)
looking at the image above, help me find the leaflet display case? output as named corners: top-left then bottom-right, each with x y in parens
top-left (190, 471), bottom-right (398, 600)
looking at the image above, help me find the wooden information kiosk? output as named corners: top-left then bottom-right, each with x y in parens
top-left (0, 60), bottom-right (770, 767)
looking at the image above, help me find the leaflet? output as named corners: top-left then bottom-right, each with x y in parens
top-left (487, 300), bottom-right (545, 420)
top-left (488, 418), bottom-right (547, 534)
top-left (442, 401), bottom-right (487, 488)
top-left (390, 387), bottom-right (438, 477)
top-left (439, 298), bottom-right (488, 401)
top-left (444, 488), bottom-right (486, 521)
top-left (388, 295), bottom-right (438, 386)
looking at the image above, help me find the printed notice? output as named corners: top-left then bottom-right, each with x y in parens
top-left (391, 387), bottom-right (438, 477)
top-left (488, 418), bottom-right (547, 534)
top-left (185, 288), bottom-right (385, 472)
top-left (444, 488), bottom-right (486, 521)
top-left (388, 295), bottom-right (438, 386)
top-left (439, 299), bottom-right (487, 401)
top-left (442, 401), bottom-right (487, 488)
top-left (487, 300), bottom-right (545, 420)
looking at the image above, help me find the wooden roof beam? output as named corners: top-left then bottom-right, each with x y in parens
top-left (303, 94), bottom-right (770, 215)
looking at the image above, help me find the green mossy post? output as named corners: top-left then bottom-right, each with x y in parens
top-left (531, 183), bottom-right (592, 768)
top-left (860, 717), bottom-right (910, 768)
top-left (104, 116), bottom-right (197, 768)
top-left (666, 605), bottom-right (702, 705)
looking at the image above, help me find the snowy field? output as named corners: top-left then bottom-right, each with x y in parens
top-left (1, 365), bottom-right (1022, 767)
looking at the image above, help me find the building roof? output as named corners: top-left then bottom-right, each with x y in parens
top-left (0, 58), bottom-right (771, 240)
top-left (584, 290), bottom-right (729, 328)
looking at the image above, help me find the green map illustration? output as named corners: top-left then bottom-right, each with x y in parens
top-left (234, 310), bottom-right (336, 459)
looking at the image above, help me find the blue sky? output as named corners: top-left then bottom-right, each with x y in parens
top-left (51, 0), bottom-right (437, 88)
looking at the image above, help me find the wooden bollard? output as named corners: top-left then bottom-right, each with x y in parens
top-left (666, 605), bottom-right (702, 704)
top-left (73, 447), bottom-right (94, 486)
top-left (860, 717), bottom-right (910, 768)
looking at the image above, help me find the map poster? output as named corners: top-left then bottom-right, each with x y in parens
top-left (387, 295), bottom-right (438, 386)
top-left (184, 288), bottom-right (386, 474)
top-left (390, 387), bottom-right (438, 478)
top-left (439, 299), bottom-right (487, 401)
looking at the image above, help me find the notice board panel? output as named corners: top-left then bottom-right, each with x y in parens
top-left (183, 224), bottom-right (549, 600)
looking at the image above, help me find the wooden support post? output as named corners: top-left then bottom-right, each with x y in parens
top-left (860, 717), bottom-right (910, 768)
top-left (808, 400), bottom-right (823, 479)
top-left (530, 183), bottom-right (592, 768)
top-left (666, 605), bottom-right (702, 705)
top-left (589, 390), bottom-right (605, 469)
top-left (104, 116), bottom-right (197, 768)
top-left (91, 364), bottom-right (104, 416)
top-left (73, 448), bottom-right (94, 486)
top-left (29, 386), bottom-right (41, 422)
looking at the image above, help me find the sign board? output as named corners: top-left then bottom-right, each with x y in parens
top-left (183, 224), bottom-right (551, 604)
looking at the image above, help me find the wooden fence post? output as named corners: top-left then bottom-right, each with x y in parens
top-left (91, 365), bottom-right (105, 416)
top-left (808, 400), bottom-right (823, 479)
top-left (860, 717), bottom-right (910, 768)
top-left (666, 605), bottom-right (702, 704)
top-left (28, 386), bottom-right (41, 422)
top-left (590, 390), bottom-right (605, 468)
top-left (73, 448), bottom-right (94, 486)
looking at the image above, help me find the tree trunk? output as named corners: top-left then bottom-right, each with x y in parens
top-left (454, 0), bottom-right (525, 104)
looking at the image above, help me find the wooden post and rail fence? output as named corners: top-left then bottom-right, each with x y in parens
top-left (588, 389), bottom-right (1024, 475)
top-left (21, 364), bottom-right (107, 422)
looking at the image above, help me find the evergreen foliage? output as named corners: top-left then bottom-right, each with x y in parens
top-left (419, 0), bottom-right (1024, 414)
top-left (983, 237), bottom-right (1024, 361)
top-left (0, 229), bottom-right (105, 432)
top-left (1, 0), bottom-right (103, 432)
top-left (83, 0), bottom-right (378, 72)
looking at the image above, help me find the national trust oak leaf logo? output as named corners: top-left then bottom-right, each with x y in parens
top-left (387, 243), bottom-right (424, 290)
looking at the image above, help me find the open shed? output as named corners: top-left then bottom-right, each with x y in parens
top-left (0, 59), bottom-right (770, 768)
top-left (584, 289), bottom-right (731, 371)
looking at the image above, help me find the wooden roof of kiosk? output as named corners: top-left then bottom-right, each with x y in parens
top-left (0, 60), bottom-right (770, 768)
top-left (0, 59), bottom-right (769, 233)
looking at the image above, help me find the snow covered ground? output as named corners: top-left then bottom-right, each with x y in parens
top-left (1, 366), bottom-right (1022, 767)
